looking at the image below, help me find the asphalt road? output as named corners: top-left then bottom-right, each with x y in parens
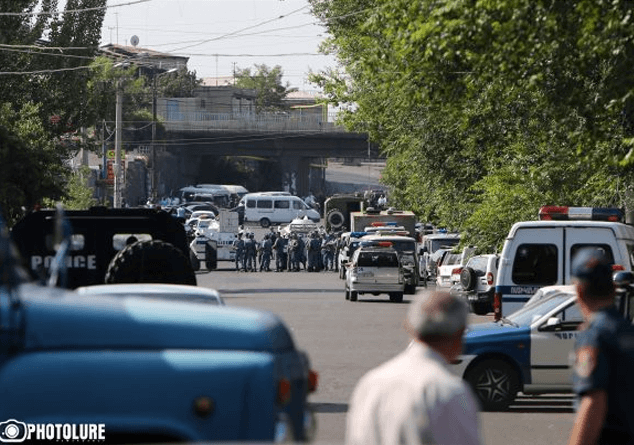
top-left (196, 264), bottom-right (576, 445)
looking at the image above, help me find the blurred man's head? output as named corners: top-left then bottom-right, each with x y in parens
top-left (406, 291), bottom-right (468, 361)
top-left (572, 248), bottom-right (615, 315)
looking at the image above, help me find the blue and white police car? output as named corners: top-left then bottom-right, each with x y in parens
top-left (451, 285), bottom-right (581, 411)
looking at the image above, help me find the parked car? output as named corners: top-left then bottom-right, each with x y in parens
top-left (344, 242), bottom-right (405, 302)
top-left (436, 252), bottom-right (462, 288)
top-left (452, 254), bottom-right (499, 315)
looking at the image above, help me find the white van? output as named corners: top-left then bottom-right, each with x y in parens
top-left (494, 206), bottom-right (634, 318)
top-left (241, 193), bottom-right (320, 228)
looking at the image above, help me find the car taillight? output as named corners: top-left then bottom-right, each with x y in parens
top-left (308, 370), bottom-right (318, 393)
top-left (613, 264), bottom-right (625, 272)
top-left (451, 267), bottom-right (462, 275)
top-left (277, 378), bottom-right (292, 406)
top-left (487, 272), bottom-right (494, 286)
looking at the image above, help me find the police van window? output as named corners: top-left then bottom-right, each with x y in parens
top-left (246, 200), bottom-right (256, 208)
top-left (570, 244), bottom-right (615, 268)
top-left (45, 234), bottom-right (85, 251)
top-left (275, 200), bottom-right (290, 209)
top-left (293, 200), bottom-right (305, 210)
top-left (257, 200), bottom-right (273, 209)
top-left (112, 234), bottom-right (152, 251)
top-left (512, 244), bottom-right (558, 285)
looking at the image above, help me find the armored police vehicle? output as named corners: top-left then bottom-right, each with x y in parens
top-left (11, 207), bottom-right (195, 288)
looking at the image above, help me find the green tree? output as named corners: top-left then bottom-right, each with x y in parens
top-left (0, 102), bottom-right (69, 224)
top-left (234, 64), bottom-right (298, 112)
top-left (309, 0), bottom-right (634, 250)
top-left (0, 0), bottom-right (108, 221)
top-left (42, 166), bottom-right (98, 210)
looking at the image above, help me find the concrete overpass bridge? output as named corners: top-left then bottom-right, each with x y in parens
top-left (152, 110), bottom-right (380, 197)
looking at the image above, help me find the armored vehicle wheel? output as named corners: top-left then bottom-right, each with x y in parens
top-left (349, 291), bottom-right (358, 302)
top-left (326, 209), bottom-right (345, 230)
top-left (105, 240), bottom-right (197, 285)
top-left (404, 283), bottom-right (416, 295)
top-left (389, 292), bottom-right (404, 303)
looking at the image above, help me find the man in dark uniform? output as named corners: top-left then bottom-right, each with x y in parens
top-left (568, 248), bottom-right (634, 445)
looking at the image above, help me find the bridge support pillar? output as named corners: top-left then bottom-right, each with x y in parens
top-left (279, 156), bottom-right (325, 197)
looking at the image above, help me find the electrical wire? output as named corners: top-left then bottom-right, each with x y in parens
top-left (169, 5), bottom-right (310, 53)
top-left (0, 0), bottom-right (153, 16)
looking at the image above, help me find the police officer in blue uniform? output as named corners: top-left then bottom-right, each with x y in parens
top-left (568, 248), bottom-right (634, 445)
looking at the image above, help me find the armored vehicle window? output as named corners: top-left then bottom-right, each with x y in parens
top-left (275, 200), bottom-right (290, 209)
top-left (112, 234), bottom-right (153, 251)
top-left (257, 200), bottom-right (273, 209)
top-left (45, 234), bottom-right (85, 251)
top-left (512, 243), bottom-right (558, 285)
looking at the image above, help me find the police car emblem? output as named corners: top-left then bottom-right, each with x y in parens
top-left (575, 346), bottom-right (597, 378)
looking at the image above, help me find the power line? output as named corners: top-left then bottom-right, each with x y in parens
top-left (0, 0), bottom-right (153, 16)
top-left (170, 5), bottom-right (310, 52)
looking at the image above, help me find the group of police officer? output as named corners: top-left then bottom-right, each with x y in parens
top-left (231, 227), bottom-right (339, 273)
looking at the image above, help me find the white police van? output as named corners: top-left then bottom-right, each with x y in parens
top-left (493, 206), bottom-right (634, 319)
top-left (240, 193), bottom-right (320, 228)
top-left (452, 285), bottom-right (581, 410)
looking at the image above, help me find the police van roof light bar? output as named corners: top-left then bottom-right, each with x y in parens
top-left (539, 206), bottom-right (623, 222)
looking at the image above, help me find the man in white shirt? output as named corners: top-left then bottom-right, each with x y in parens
top-left (346, 291), bottom-right (481, 445)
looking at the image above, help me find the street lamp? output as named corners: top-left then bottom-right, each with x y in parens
top-left (151, 68), bottom-right (177, 202)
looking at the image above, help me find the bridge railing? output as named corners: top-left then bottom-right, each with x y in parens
top-left (158, 111), bottom-right (347, 132)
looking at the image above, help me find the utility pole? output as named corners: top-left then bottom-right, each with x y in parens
top-left (151, 74), bottom-right (157, 202)
top-left (114, 82), bottom-right (123, 208)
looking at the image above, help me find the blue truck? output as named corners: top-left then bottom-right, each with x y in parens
top-left (1, 211), bottom-right (317, 442)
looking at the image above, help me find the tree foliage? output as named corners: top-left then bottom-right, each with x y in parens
top-left (234, 64), bottom-right (298, 112)
top-left (310, 0), bottom-right (634, 250)
top-left (0, 0), bottom-right (107, 222)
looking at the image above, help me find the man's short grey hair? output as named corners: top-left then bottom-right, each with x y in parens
top-left (406, 292), bottom-right (468, 338)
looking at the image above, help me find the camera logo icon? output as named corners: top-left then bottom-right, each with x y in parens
top-left (0, 420), bottom-right (27, 443)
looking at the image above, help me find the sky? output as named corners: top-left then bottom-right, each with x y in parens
top-left (98, 0), bottom-right (338, 91)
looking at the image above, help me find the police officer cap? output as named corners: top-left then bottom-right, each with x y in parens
top-left (572, 248), bottom-right (613, 295)
top-left (406, 292), bottom-right (468, 338)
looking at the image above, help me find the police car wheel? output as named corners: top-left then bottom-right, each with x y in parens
top-left (260, 218), bottom-right (271, 228)
top-left (345, 288), bottom-right (350, 300)
top-left (105, 240), bottom-right (197, 286)
top-left (404, 284), bottom-right (416, 295)
top-left (349, 291), bottom-right (358, 302)
top-left (190, 249), bottom-right (201, 271)
top-left (465, 360), bottom-right (518, 411)
top-left (205, 244), bottom-right (217, 270)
